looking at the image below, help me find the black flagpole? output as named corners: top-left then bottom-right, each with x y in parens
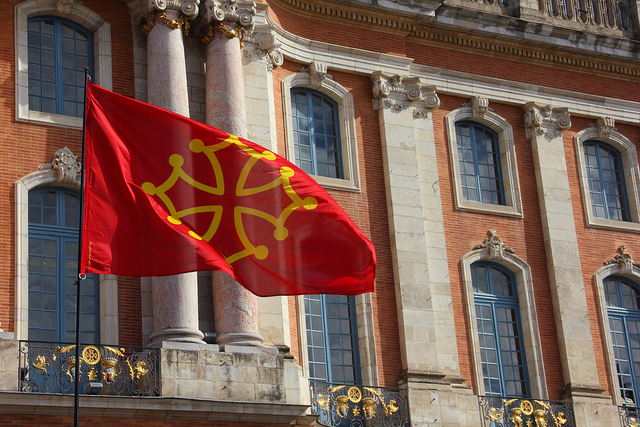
top-left (73, 68), bottom-right (90, 427)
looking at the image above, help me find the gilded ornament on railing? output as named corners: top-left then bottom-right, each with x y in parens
top-left (20, 341), bottom-right (160, 396)
top-left (310, 380), bottom-right (410, 426)
top-left (32, 355), bottom-right (49, 374)
top-left (480, 396), bottom-right (574, 427)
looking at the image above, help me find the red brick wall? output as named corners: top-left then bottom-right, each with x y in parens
top-left (0, 0), bottom-right (135, 337)
top-left (273, 61), bottom-right (402, 387)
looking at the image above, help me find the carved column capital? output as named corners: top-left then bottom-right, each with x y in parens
top-left (523, 102), bottom-right (571, 140)
top-left (243, 28), bottom-right (283, 70)
top-left (371, 71), bottom-right (439, 118)
top-left (38, 147), bottom-right (81, 186)
top-left (129, 0), bottom-right (200, 35)
top-left (55, 0), bottom-right (74, 14)
top-left (202, 0), bottom-right (255, 27)
top-left (596, 116), bottom-right (616, 139)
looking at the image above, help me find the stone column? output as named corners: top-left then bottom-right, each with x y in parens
top-left (372, 72), bottom-right (464, 425)
top-left (200, 0), bottom-right (268, 350)
top-left (131, 0), bottom-right (205, 345)
top-left (523, 103), bottom-right (606, 404)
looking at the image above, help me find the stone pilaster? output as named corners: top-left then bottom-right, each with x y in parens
top-left (372, 71), bottom-right (464, 425)
top-left (524, 102), bottom-right (607, 409)
top-left (129, 0), bottom-right (205, 345)
top-left (200, 0), bottom-right (269, 351)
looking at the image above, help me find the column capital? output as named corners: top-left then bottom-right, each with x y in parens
top-left (129, 0), bottom-right (200, 34)
top-left (242, 28), bottom-right (283, 70)
top-left (523, 102), bottom-right (571, 140)
top-left (371, 71), bottom-right (439, 118)
top-left (202, 0), bottom-right (256, 28)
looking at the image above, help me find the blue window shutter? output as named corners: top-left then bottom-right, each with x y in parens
top-left (455, 122), bottom-right (505, 205)
top-left (291, 88), bottom-right (343, 179)
top-left (472, 262), bottom-right (529, 397)
top-left (27, 17), bottom-right (93, 118)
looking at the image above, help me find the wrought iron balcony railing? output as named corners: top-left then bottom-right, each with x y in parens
top-left (19, 341), bottom-right (160, 396)
top-left (478, 395), bottom-right (575, 426)
top-left (619, 404), bottom-right (640, 427)
top-left (310, 380), bottom-right (410, 427)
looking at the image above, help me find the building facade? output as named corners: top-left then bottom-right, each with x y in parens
top-left (1, 0), bottom-right (640, 425)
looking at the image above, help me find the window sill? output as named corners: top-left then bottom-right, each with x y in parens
top-left (17, 110), bottom-right (83, 130)
top-left (456, 200), bottom-right (523, 218)
top-left (313, 175), bottom-right (361, 193)
top-left (586, 217), bottom-right (640, 233)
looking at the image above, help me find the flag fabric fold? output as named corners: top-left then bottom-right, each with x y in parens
top-left (80, 83), bottom-right (375, 296)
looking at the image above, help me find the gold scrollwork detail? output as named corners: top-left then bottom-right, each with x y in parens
top-left (141, 13), bottom-right (154, 35)
top-left (629, 417), bottom-right (639, 427)
top-left (159, 12), bottom-right (190, 36)
top-left (218, 22), bottom-right (245, 48)
top-left (82, 345), bottom-right (101, 365)
top-left (126, 359), bottom-right (149, 380)
top-left (32, 355), bottom-right (49, 374)
top-left (87, 368), bottom-right (98, 381)
top-left (336, 395), bottom-right (349, 418)
top-left (362, 397), bottom-right (376, 419)
top-left (521, 400), bottom-right (534, 416)
top-left (347, 386), bottom-right (362, 403)
top-left (316, 393), bottom-right (329, 411)
top-left (55, 344), bottom-right (76, 354)
top-left (488, 407), bottom-right (504, 424)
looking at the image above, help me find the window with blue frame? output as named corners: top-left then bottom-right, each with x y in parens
top-left (605, 276), bottom-right (640, 404)
top-left (27, 17), bottom-right (93, 117)
top-left (305, 294), bottom-right (360, 384)
top-left (584, 141), bottom-right (630, 222)
top-left (28, 187), bottom-right (99, 343)
top-left (472, 262), bottom-right (529, 397)
top-left (290, 88), bottom-right (343, 179)
top-left (455, 121), bottom-right (505, 205)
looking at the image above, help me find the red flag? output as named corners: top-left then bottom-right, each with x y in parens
top-left (80, 83), bottom-right (375, 296)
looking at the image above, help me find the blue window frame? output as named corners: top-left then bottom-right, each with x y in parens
top-left (305, 294), bottom-right (360, 384)
top-left (27, 17), bottom-right (93, 117)
top-left (472, 262), bottom-right (529, 397)
top-left (584, 141), bottom-right (630, 221)
top-left (455, 122), bottom-right (505, 205)
top-left (605, 276), bottom-right (640, 404)
top-left (28, 188), bottom-right (99, 343)
top-left (291, 88), bottom-right (343, 179)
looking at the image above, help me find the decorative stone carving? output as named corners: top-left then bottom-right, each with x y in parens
top-left (371, 71), bottom-right (439, 117)
top-left (309, 61), bottom-right (329, 88)
top-left (523, 102), bottom-right (571, 140)
top-left (202, 0), bottom-right (255, 28)
top-left (604, 246), bottom-right (640, 275)
top-left (597, 116), bottom-right (616, 139)
top-left (243, 30), bottom-right (283, 70)
top-left (39, 147), bottom-right (81, 186)
top-left (55, 0), bottom-right (74, 15)
top-left (472, 229), bottom-right (515, 260)
top-left (129, 0), bottom-right (200, 35)
top-left (470, 96), bottom-right (490, 119)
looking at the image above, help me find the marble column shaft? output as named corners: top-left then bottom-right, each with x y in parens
top-left (206, 24), bottom-right (263, 348)
top-left (147, 9), bottom-right (204, 345)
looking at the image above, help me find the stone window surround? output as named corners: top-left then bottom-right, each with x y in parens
top-left (14, 167), bottom-right (118, 343)
top-left (445, 106), bottom-right (523, 217)
top-left (594, 261), bottom-right (640, 406)
top-left (296, 293), bottom-right (378, 387)
top-left (461, 247), bottom-right (548, 399)
top-left (15, 0), bottom-right (112, 129)
top-left (574, 126), bottom-right (640, 233)
top-left (281, 72), bottom-right (360, 192)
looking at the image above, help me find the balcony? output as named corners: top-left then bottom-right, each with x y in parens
top-left (310, 379), bottom-right (411, 426)
top-left (619, 404), bottom-right (640, 427)
top-left (478, 395), bottom-right (575, 426)
top-left (19, 341), bottom-right (160, 396)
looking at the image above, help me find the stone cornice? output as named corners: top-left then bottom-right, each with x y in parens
top-left (266, 0), bottom-right (640, 81)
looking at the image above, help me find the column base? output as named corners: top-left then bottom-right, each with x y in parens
top-left (217, 332), bottom-right (278, 355)
top-left (149, 327), bottom-right (205, 345)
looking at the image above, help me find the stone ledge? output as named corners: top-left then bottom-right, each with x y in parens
top-left (0, 392), bottom-right (312, 423)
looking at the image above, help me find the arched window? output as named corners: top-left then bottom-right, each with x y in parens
top-left (472, 262), bottom-right (529, 397)
top-left (583, 141), bottom-right (630, 222)
top-left (28, 187), bottom-right (99, 343)
top-left (456, 121), bottom-right (505, 205)
top-left (304, 294), bottom-right (360, 384)
top-left (605, 276), bottom-right (640, 404)
top-left (290, 88), bottom-right (343, 179)
top-left (27, 17), bottom-right (93, 118)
